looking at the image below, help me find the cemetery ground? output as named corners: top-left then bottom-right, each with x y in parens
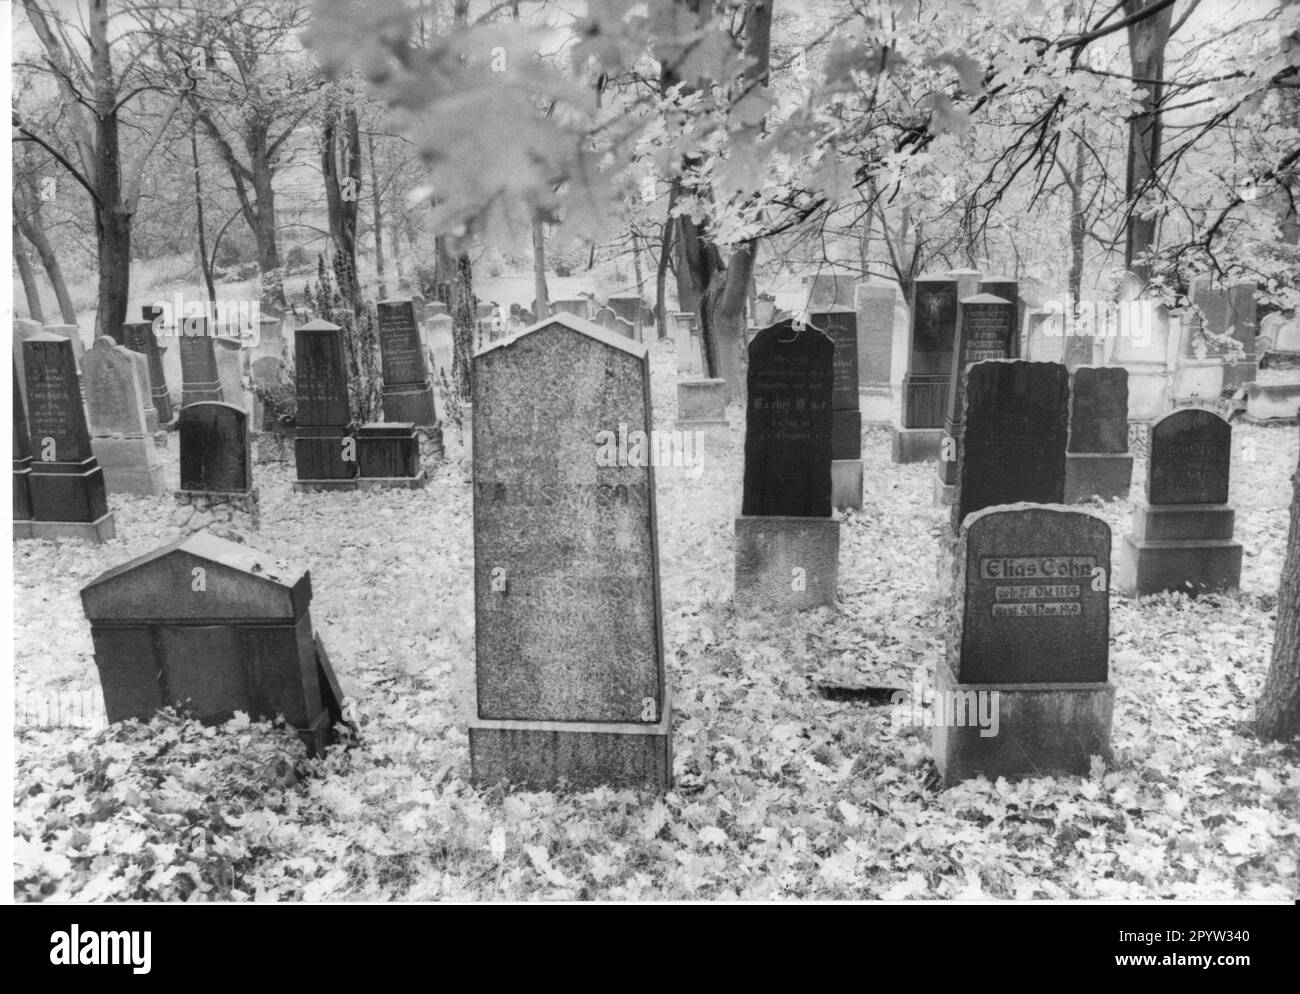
top-left (13, 342), bottom-right (1300, 902)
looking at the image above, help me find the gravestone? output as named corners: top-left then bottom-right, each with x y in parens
top-left (854, 283), bottom-right (896, 423)
top-left (213, 338), bottom-right (248, 410)
top-left (176, 316), bottom-right (224, 405)
top-left (593, 306), bottom-right (619, 331)
top-left (894, 274), bottom-right (958, 462)
top-left (356, 422), bottom-right (425, 490)
top-left (675, 377), bottom-right (729, 460)
top-left (946, 268), bottom-right (982, 302)
top-left (1118, 408), bottom-right (1242, 595)
top-left (937, 294), bottom-right (1017, 502)
top-left (1224, 283), bottom-right (1258, 390)
top-left (1064, 366), bottom-right (1132, 502)
top-left (979, 277), bottom-right (1020, 356)
top-left (80, 532), bottom-right (345, 756)
top-left (1109, 301), bottom-right (1174, 419)
top-left (607, 294), bottom-right (644, 338)
top-left (934, 504), bottom-right (1114, 785)
top-left (377, 299), bottom-right (438, 427)
top-left (736, 320), bottom-right (839, 611)
top-left (112, 320), bottom-right (174, 425)
top-left (13, 366), bottom-right (33, 531)
top-left (175, 402), bottom-right (259, 537)
top-left (1243, 381), bottom-right (1300, 421)
top-left (20, 333), bottom-right (115, 542)
top-left (470, 312), bottom-right (670, 790)
top-left (13, 317), bottom-right (45, 411)
top-left (294, 319), bottom-right (357, 492)
top-left (43, 323), bottom-right (86, 369)
top-left (612, 316), bottom-right (637, 341)
top-left (809, 306), bottom-right (863, 510)
top-left (671, 312), bottom-right (702, 374)
top-left (82, 337), bottom-right (166, 496)
top-left (550, 297), bottom-right (591, 321)
top-left (953, 361), bottom-right (1069, 531)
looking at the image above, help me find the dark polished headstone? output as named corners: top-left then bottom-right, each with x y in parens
top-left (1148, 408), bottom-right (1230, 505)
top-left (294, 319), bottom-right (357, 490)
top-left (180, 402), bottom-right (251, 493)
top-left (742, 320), bottom-right (835, 517)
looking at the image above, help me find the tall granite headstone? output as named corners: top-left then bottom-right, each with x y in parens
top-left (934, 504), bottom-right (1114, 785)
top-left (953, 360), bottom-right (1069, 530)
top-left (1118, 409), bottom-right (1242, 594)
top-left (938, 294), bottom-right (1017, 496)
top-left (294, 319), bottom-right (357, 491)
top-left (809, 306), bottom-right (863, 509)
top-left (377, 299), bottom-right (437, 426)
top-left (736, 320), bottom-right (840, 611)
top-left (13, 365), bottom-right (33, 529)
top-left (1064, 366), bottom-right (1132, 502)
top-left (82, 337), bottom-right (166, 496)
top-left (470, 312), bottom-right (670, 789)
top-left (895, 274), bottom-right (959, 462)
top-left (20, 333), bottom-right (115, 542)
top-left (112, 320), bottom-right (173, 425)
top-left (177, 316), bottom-right (223, 405)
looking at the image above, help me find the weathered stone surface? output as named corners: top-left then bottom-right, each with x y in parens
top-left (855, 283), bottom-right (895, 391)
top-left (1069, 366), bottom-right (1130, 453)
top-left (377, 299), bottom-right (430, 385)
top-left (84, 337), bottom-right (151, 437)
top-left (677, 379), bottom-right (727, 421)
top-left (734, 515), bottom-right (840, 612)
top-left (903, 275), bottom-right (959, 428)
top-left (742, 320), bottom-right (834, 517)
top-left (949, 504), bottom-right (1111, 684)
top-left (472, 313), bottom-right (667, 726)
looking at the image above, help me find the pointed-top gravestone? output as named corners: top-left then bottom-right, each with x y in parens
top-left (21, 333), bottom-right (114, 541)
top-left (470, 311), bottom-right (669, 790)
top-left (742, 320), bottom-right (835, 517)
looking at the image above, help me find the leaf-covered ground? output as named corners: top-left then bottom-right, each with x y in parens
top-left (13, 342), bottom-right (1300, 900)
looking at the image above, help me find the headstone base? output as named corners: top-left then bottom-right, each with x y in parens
top-left (932, 663), bottom-right (1114, 787)
top-left (831, 459), bottom-right (863, 510)
top-left (734, 515), bottom-right (840, 613)
top-left (29, 462), bottom-right (110, 522)
top-left (1064, 452), bottom-right (1134, 503)
top-left (293, 478), bottom-right (359, 493)
top-left (382, 381), bottom-right (437, 426)
top-left (17, 513), bottom-right (116, 544)
top-left (468, 716), bottom-right (671, 791)
top-left (890, 424), bottom-right (943, 463)
top-left (357, 470), bottom-right (427, 491)
top-left (1117, 532), bottom-right (1243, 596)
top-left (172, 488), bottom-right (261, 538)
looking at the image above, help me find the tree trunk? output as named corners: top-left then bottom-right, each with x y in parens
top-left (14, 228), bottom-right (44, 323)
top-left (1064, 133), bottom-right (1093, 367)
top-left (367, 132), bottom-right (387, 300)
top-left (191, 123), bottom-right (218, 306)
top-left (655, 205), bottom-right (675, 341)
top-left (16, 205), bottom-right (75, 323)
top-left (1257, 422), bottom-right (1300, 741)
top-left (531, 215), bottom-right (549, 318)
top-left (1123, 0), bottom-right (1173, 283)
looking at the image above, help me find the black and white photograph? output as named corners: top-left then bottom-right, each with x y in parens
top-left (4, 0), bottom-right (1299, 930)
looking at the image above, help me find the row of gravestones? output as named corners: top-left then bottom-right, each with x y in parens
top-left (12, 300), bottom-right (455, 543)
top-left (74, 311), bottom-right (1246, 793)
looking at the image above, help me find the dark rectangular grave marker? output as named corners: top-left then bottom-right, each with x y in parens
top-left (180, 402), bottom-right (251, 492)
